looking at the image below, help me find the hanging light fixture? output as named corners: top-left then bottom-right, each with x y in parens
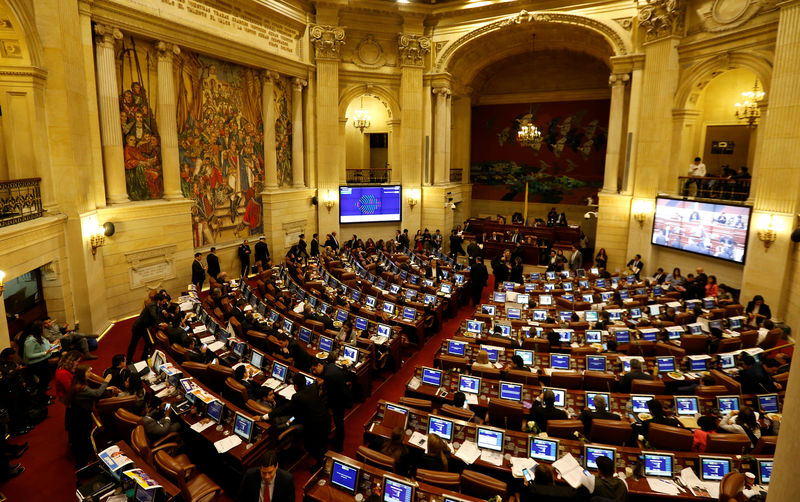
top-left (352, 95), bottom-right (371, 133)
top-left (517, 34), bottom-right (542, 146)
top-left (734, 80), bottom-right (765, 127)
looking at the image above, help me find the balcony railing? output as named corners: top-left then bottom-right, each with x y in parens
top-left (345, 168), bottom-right (391, 184)
top-left (0, 178), bottom-right (43, 227)
top-left (449, 168), bottom-right (463, 183)
top-left (678, 176), bottom-right (750, 202)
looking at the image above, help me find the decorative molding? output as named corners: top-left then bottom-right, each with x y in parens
top-left (125, 244), bottom-right (176, 289)
top-left (436, 10), bottom-right (630, 71)
top-left (432, 87), bottom-right (451, 98)
top-left (397, 33), bottom-right (430, 67)
top-left (434, 40), bottom-right (448, 55)
top-left (292, 77), bottom-right (307, 91)
top-left (93, 23), bottom-right (122, 48)
top-left (155, 41), bottom-right (180, 62)
top-left (353, 34), bottom-right (385, 68)
top-left (309, 24), bottom-right (345, 61)
top-left (260, 70), bottom-right (281, 84)
top-left (608, 72), bottom-right (631, 86)
top-left (699, 0), bottom-right (770, 33)
top-left (613, 17), bottom-right (634, 31)
top-left (638, 0), bottom-right (686, 42)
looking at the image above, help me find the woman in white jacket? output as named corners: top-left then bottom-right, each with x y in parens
top-left (719, 407), bottom-right (761, 448)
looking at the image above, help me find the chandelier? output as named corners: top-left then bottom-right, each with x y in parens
top-left (517, 34), bottom-right (541, 147)
top-left (734, 80), bottom-right (765, 127)
top-left (352, 95), bottom-right (371, 133)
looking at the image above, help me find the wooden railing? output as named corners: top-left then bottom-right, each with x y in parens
top-left (345, 168), bottom-right (391, 184)
top-left (678, 175), bottom-right (750, 202)
top-left (0, 177), bottom-right (43, 227)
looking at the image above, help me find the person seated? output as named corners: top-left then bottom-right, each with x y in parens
top-left (579, 395), bottom-right (620, 434)
top-left (103, 354), bottom-right (128, 389)
top-left (638, 399), bottom-right (682, 439)
top-left (745, 295), bottom-right (771, 327)
top-left (381, 427), bottom-right (411, 477)
top-left (591, 455), bottom-right (627, 501)
top-left (419, 433), bottom-right (451, 472)
top-left (507, 354), bottom-right (528, 372)
top-left (530, 390), bottom-right (568, 433)
top-left (719, 406), bottom-right (760, 448)
top-left (523, 463), bottom-right (585, 501)
top-left (737, 354), bottom-right (781, 393)
top-left (616, 358), bottom-right (652, 393)
top-left (234, 364), bottom-right (267, 400)
top-left (142, 402), bottom-right (180, 440)
top-left (116, 371), bottom-right (146, 414)
top-left (471, 350), bottom-right (494, 371)
top-left (692, 415), bottom-right (718, 452)
top-left (42, 317), bottom-right (98, 360)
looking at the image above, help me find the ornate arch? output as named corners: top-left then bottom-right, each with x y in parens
top-left (436, 10), bottom-right (632, 72)
top-left (338, 83), bottom-right (400, 122)
top-left (1, 0), bottom-right (43, 67)
top-left (674, 51), bottom-right (773, 109)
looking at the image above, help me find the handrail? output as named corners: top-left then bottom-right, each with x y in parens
top-left (345, 168), bottom-right (391, 184)
top-left (0, 177), bottom-right (43, 227)
top-left (677, 175), bottom-right (750, 202)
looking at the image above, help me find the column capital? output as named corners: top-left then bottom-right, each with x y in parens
top-left (155, 41), bottom-right (180, 62)
top-left (309, 24), bottom-right (345, 61)
top-left (292, 78), bottom-right (308, 91)
top-left (94, 24), bottom-right (122, 48)
top-left (608, 72), bottom-right (630, 87)
top-left (397, 33), bottom-right (431, 67)
top-left (432, 87), bottom-right (451, 97)
top-left (638, 0), bottom-right (685, 43)
top-left (260, 70), bottom-right (281, 84)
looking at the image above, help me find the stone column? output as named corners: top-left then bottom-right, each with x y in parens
top-left (432, 87), bottom-right (451, 185)
top-left (291, 77), bottom-right (307, 188)
top-left (0, 289), bottom-right (8, 349)
top-left (156, 41), bottom-right (182, 200)
top-left (93, 24), bottom-right (128, 204)
top-left (622, 56), bottom-right (645, 194)
top-left (261, 71), bottom-right (280, 190)
top-left (602, 72), bottom-right (629, 193)
top-left (445, 92), bottom-right (452, 181)
top-left (669, 108), bottom-right (701, 195)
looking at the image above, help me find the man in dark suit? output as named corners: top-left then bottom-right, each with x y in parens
top-left (578, 395), bottom-right (620, 434)
top-left (310, 233), bottom-right (320, 258)
top-left (470, 256), bottom-right (489, 306)
top-left (449, 229), bottom-right (465, 261)
top-left (568, 244), bottom-right (583, 271)
top-left (530, 389), bottom-right (568, 432)
top-left (238, 239), bottom-right (252, 278)
top-left (312, 360), bottom-right (351, 452)
top-left (616, 358), bottom-right (652, 392)
top-left (127, 293), bottom-right (166, 362)
top-left (271, 373), bottom-right (331, 470)
top-left (206, 247), bottom-right (220, 280)
top-left (626, 254), bottom-right (644, 280)
top-left (399, 229), bottom-right (410, 249)
top-left (254, 236), bottom-right (269, 271)
top-left (466, 240), bottom-right (483, 266)
top-left (191, 252), bottom-right (206, 290)
top-left (297, 234), bottom-right (310, 264)
top-left (237, 450), bottom-right (295, 502)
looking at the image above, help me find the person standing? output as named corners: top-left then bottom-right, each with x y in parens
top-left (297, 234), bottom-right (310, 264)
top-left (66, 364), bottom-right (111, 467)
top-left (23, 321), bottom-right (56, 402)
top-left (568, 244), bottom-right (583, 271)
top-left (310, 233), bottom-right (320, 258)
top-left (206, 247), bottom-right (220, 280)
top-left (626, 254), bottom-right (644, 280)
top-left (191, 252), bottom-right (206, 290)
top-left (683, 157), bottom-right (707, 196)
top-left (238, 239), bottom-right (252, 278)
top-left (470, 257), bottom-right (488, 305)
top-left (254, 236), bottom-right (270, 271)
top-left (127, 293), bottom-right (164, 362)
top-left (449, 229), bottom-right (465, 262)
top-left (312, 360), bottom-right (351, 452)
top-left (236, 450), bottom-right (295, 502)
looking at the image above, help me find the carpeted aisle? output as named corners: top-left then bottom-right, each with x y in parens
top-left (0, 283), bottom-right (487, 501)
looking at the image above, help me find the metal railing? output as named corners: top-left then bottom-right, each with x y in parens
top-left (678, 176), bottom-right (750, 202)
top-left (449, 168), bottom-right (463, 183)
top-left (0, 178), bottom-right (43, 227)
top-left (345, 168), bottom-right (392, 184)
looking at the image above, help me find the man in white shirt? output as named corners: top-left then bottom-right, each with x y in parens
top-left (683, 157), bottom-right (707, 196)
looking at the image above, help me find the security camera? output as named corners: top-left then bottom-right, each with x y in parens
top-left (450, 203), bottom-right (456, 210)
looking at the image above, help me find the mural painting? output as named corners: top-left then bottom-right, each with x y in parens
top-left (175, 52), bottom-right (265, 247)
top-left (470, 100), bottom-right (609, 204)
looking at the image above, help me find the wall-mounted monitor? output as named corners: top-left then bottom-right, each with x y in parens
top-left (651, 197), bottom-right (751, 264)
top-left (339, 185), bottom-right (402, 223)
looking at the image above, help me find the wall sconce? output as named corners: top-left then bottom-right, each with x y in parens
top-left (322, 190), bottom-right (336, 213)
top-left (0, 270), bottom-right (5, 294)
top-left (85, 216), bottom-right (115, 257)
top-left (631, 199), bottom-right (653, 227)
top-left (757, 214), bottom-right (778, 250)
top-left (407, 188), bottom-right (420, 209)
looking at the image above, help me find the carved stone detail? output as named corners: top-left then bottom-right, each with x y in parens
top-left (698, 0), bottom-right (769, 33)
top-left (155, 41), bottom-right (180, 62)
top-left (609, 73), bottom-right (631, 86)
top-left (260, 70), bottom-right (281, 84)
top-left (638, 0), bottom-right (686, 42)
top-left (94, 23), bottom-right (122, 48)
top-left (309, 24), bottom-right (345, 61)
top-left (397, 34), bottom-right (431, 67)
top-left (614, 17), bottom-right (634, 31)
top-left (353, 34), bottom-right (385, 68)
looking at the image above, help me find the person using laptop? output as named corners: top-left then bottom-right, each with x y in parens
top-left (591, 455), bottom-right (627, 501)
top-left (617, 358), bottom-right (652, 393)
top-left (530, 390), bottom-right (568, 432)
top-left (579, 395), bottom-right (620, 434)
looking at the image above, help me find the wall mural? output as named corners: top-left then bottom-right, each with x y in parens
top-left (470, 100), bottom-right (609, 204)
top-left (273, 77), bottom-right (293, 186)
top-left (175, 52), bottom-right (265, 247)
top-left (118, 37), bottom-right (163, 200)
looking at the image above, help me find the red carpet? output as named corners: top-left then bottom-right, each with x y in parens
top-left (0, 288), bottom-right (484, 501)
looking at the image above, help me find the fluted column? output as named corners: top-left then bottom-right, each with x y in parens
top-left (94, 24), bottom-right (128, 204)
top-left (445, 93), bottom-right (452, 181)
top-left (669, 108), bottom-right (701, 195)
top-left (261, 71), bottom-right (280, 190)
top-left (622, 57), bottom-right (645, 194)
top-left (432, 87), bottom-right (451, 185)
top-left (291, 78), bottom-right (307, 188)
top-left (156, 41), bottom-right (181, 200)
top-left (602, 72), bottom-right (629, 193)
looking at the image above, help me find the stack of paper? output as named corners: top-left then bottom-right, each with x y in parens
top-left (509, 457), bottom-right (537, 478)
top-left (278, 386), bottom-right (296, 399)
top-left (407, 377), bottom-right (421, 390)
top-left (207, 341), bottom-right (225, 352)
top-left (200, 335), bottom-right (215, 345)
top-left (454, 441), bottom-right (481, 465)
top-left (647, 478), bottom-right (681, 496)
top-left (480, 449), bottom-right (504, 466)
top-left (192, 325), bottom-right (207, 334)
top-left (465, 393), bottom-right (479, 405)
top-left (552, 453), bottom-right (584, 488)
top-left (409, 431), bottom-right (427, 449)
top-left (213, 435), bottom-right (242, 453)
top-left (191, 420), bottom-right (215, 433)
top-left (680, 467), bottom-right (714, 498)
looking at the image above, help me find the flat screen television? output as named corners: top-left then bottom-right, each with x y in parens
top-left (651, 197), bottom-right (751, 264)
top-left (339, 185), bottom-right (402, 223)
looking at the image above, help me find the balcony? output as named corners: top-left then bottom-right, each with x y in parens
top-left (345, 168), bottom-right (391, 184)
top-left (678, 176), bottom-right (750, 202)
top-left (0, 178), bottom-right (43, 227)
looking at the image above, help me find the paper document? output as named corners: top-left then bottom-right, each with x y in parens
top-left (409, 431), bottom-right (427, 450)
top-left (191, 419), bottom-right (215, 433)
top-left (180, 302), bottom-right (193, 311)
top-left (647, 478), bottom-right (680, 496)
top-left (200, 335), bottom-right (215, 345)
top-left (132, 361), bottom-right (148, 373)
top-left (465, 393), bottom-right (478, 405)
top-left (192, 325), bottom-right (207, 334)
top-left (277, 385), bottom-right (296, 399)
top-left (407, 377), bottom-right (421, 390)
top-left (552, 453), bottom-right (584, 488)
top-left (213, 435), bottom-right (242, 454)
top-left (455, 441), bottom-right (481, 465)
top-left (680, 468), bottom-right (714, 498)
top-left (207, 341), bottom-right (225, 352)
top-left (480, 449), bottom-right (504, 466)
top-left (509, 456), bottom-right (537, 478)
